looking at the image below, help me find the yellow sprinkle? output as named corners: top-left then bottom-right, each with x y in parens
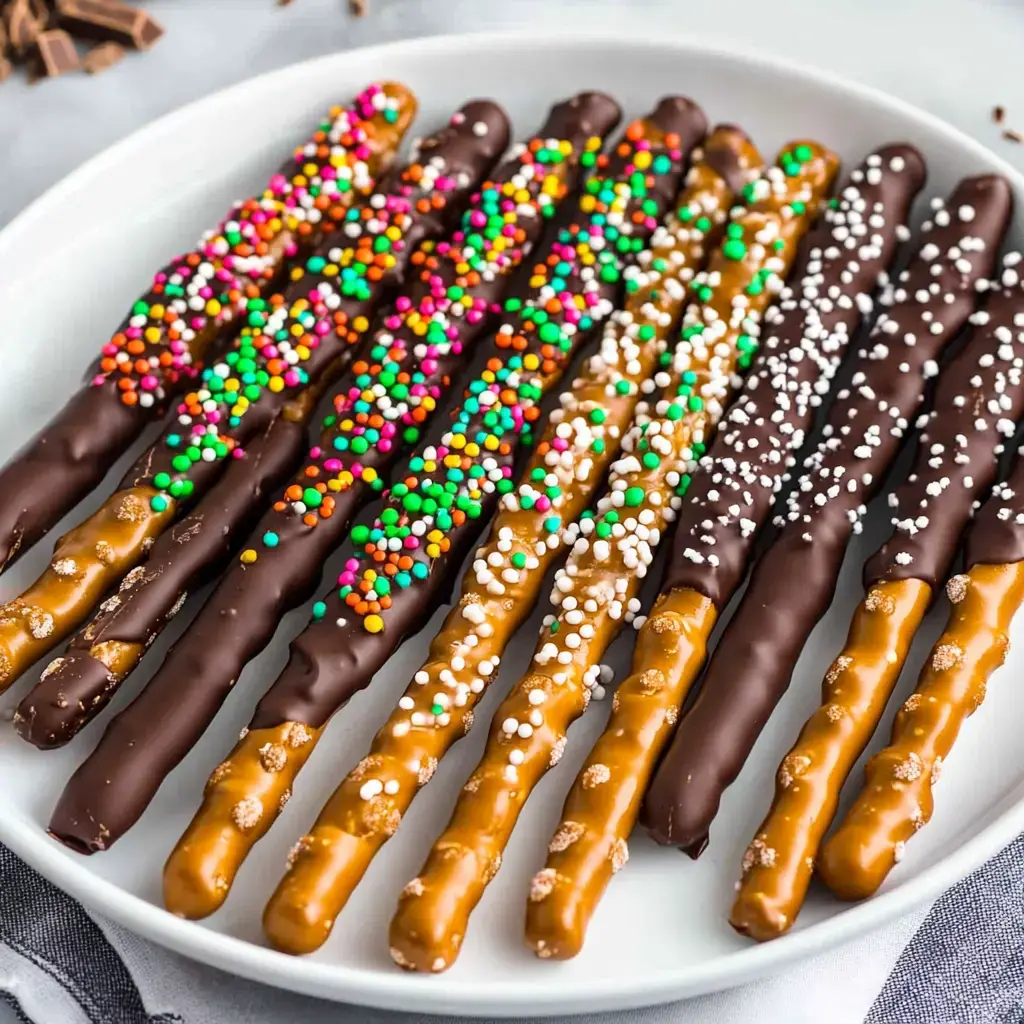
top-left (443, 454), bottom-right (461, 468)
top-left (464, 443), bottom-right (480, 457)
top-left (268, 377), bottom-right (285, 393)
top-left (362, 468), bottom-right (377, 483)
top-left (523, 353), bottom-right (540, 371)
top-left (224, 379), bottom-right (240, 392)
top-left (353, 316), bottom-right (369, 334)
top-left (364, 614), bottom-right (384, 634)
top-left (144, 327), bottom-right (161, 344)
top-left (449, 434), bottom-right (466, 450)
top-left (296, 345), bottom-right (310, 361)
top-left (425, 544), bottom-right (440, 559)
top-left (579, 195), bottom-right (597, 213)
top-left (205, 300), bottom-right (222, 317)
top-left (327, 478), bottom-right (342, 492)
top-left (303, 162), bottom-right (318, 177)
top-left (323, 264), bottom-right (339, 277)
top-left (365, 570), bottom-right (377, 582)
top-left (290, 323), bottom-right (305, 337)
top-left (385, 226), bottom-right (402, 242)
top-left (240, 550), bottom-right (258, 565)
top-left (484, 435), bottom-right (500, 451)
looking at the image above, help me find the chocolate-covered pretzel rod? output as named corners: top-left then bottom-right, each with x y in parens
top-left (252, 100), bottom-right (709, 955)
top-left (645, 175), bottom-right (1012, 873)
top-left (730, 251), bottom-right (1022, 941)
top-left (523, 146), bottom-right (928, 960)
top-left (0, 83), bottom-right (415, 573)
top-left (820, 436), bottom-right (1024, 898)
top-left (0, 102), bottom-right (510, 694)
top-left (50, 98), bottom-right (704, 863)
top-left (388, 143), bottom-right (839, 973)
top-left (18, 95), bottom-right (621, 751)
top-left (163, 120), bottom-right (754, 923)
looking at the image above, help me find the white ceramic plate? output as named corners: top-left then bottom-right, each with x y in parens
top-left (1, 29), bottom-right (1024, 1019)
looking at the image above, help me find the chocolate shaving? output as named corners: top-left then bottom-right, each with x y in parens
top-left (993, 105), bottom-right (1006, 124)
top-left (55, 0), bottom-right (162, 50)
top-left (81, 38), bottom-right (121, 73)
top-left (35, 26), bottom-right (77, 76)
top-left (1003, 128), bottom-right (1023, 144)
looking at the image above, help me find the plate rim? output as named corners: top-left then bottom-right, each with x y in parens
top-left (3, 26), bottom-right (1024, 1017)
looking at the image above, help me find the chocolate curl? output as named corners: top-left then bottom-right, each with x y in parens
top-left (524, 145), bottom-right (928, 960)
top-left (251, 100), bottom-right (709, 955)
top-left (387, 142), bottom-right (839, 973)
top-left (820, 452), bottom-right (1024, 898)
top-left (163, 117), bottom-right (752, 925)
top-left (20, 94), bottom-right (622, 753)
top-left (0, 83), bottom-right (416, 574)
top-left (727, 245), bottom-right (1023, 942)
top-left (51, 98), bottom-right (701, 865)
top-left (0, 101), bottom-right (511, 694)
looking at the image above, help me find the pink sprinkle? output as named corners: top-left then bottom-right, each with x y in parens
top-left (552, 437), bottom-right (569, 452)
top-left (232, 447), bottom-right (246, 460)
top-left (536, 497), bottom-right (551, 512)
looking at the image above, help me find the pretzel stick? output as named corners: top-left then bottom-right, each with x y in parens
top-left (523, 145), bottom-right (926, 960)
top-left (162, 120), bottom-right (752, 922)
top-left (0, 102), bottom-right (511, 694)
top-left (820, 445), bottom-right (1024, 898)
top-left (0, 83), bottom-right (415, 573)
top-left (724, 247), bottom-right (1019, 942)
top-left (18, 94), bottom-right (621, 750)
top-left (386, 143), bottom-right (838, 973)
top-left (250, 100), bottom-right (710, 954)
top-left (729, 252), bottom-right (1022, 939)
top-left (50, 98), bottom-right (704, 862)
top-left (643, 173), bottom-right (1011, 861)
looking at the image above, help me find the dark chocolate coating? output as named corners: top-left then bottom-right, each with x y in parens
top-left (0, 383), bottom-right (141, 570)
top-left (965, 445), bottom-right (1024, 568)
top-left (641, 174), bottom-right (1012, 852)
top-left (661, 145), bottom-right (928, 610)
top-left (865, 274), bottom-right (1024, 588)
top-left (15, 412), bottom-right (309, 748)
top-left (47, 99), bottom-right (700, 854)
top-left (702, 124), bottom-right (756, 196)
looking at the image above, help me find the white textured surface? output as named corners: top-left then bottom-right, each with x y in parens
top-left (1, 3), bottom-right (1023, 1022)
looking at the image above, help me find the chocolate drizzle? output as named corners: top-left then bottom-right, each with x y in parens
top-left (18, 94), bottom-right (621, 750)
top-left (640, 173), bottom-right (1012, 853)
top-left (47, 97), bottom-right (705, 854)
top-left (660, 146), bottom-right (928, 609)
top-left (865, 259), bottom-right (1024, 588)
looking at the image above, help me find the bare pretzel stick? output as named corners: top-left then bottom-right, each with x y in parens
top-left (49, 99), bottom-right (705, 865)
top-left (820, 452), bottom-right (1024, 898)
top-left (163, 119), bottom-right (746, 922)
top-left (19, 94), bottom-right (622, 750)
top-left (523, 145), bottom-right (928, 959)
top-left (0, 83), bottom-right (415, 573)
top-left (0, 102), bottom-right (511, 694)
top-left (728, 228), bottom-right (1019, 944)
